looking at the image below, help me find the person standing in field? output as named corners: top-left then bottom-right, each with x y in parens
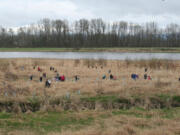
top-left (110, 74), bottom-right (114, 80)
top-left (30, 75), bottom-right (33, 80)
top-left (40, 76), bottom-right (43, 82)
top-left (144, 74), bottom-right (147, 80)
top-left (61, 75), bottom-right (65, 81)
top-left (45, 79), bottom-right (51, 88)
top-left (43, 73), bottom-right (46, 78)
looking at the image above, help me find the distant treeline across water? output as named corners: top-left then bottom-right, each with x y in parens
top-left (0, 18), bottom-right (180, 48)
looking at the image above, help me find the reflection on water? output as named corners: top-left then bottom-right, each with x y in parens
top-left (0, 52), bottom-right (180, 60)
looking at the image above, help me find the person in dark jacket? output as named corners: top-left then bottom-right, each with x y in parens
top-left (102, 75), bottom-right (106, 80)
top-left (55, 73), bottom-right (60, 81)
top-left (40, 76), bottom-right (43, 82)
top-left (75, 75), bottom-right (79, 81)
top-left (45, 79), bottom-right (51, 88)
top-left (30, 75), bottom-right (33, 80)
top-left (144, 74), bottom-right (147, 80)
top-left (50, 66), bottom-right (54, 71)
top-left (110, 74), bottom-right (114, 80)
top-left (43, 73), bottom-right (46, 78)
top-left (131, 74), bottom-right (139, 80)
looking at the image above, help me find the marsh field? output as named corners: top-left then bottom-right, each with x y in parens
top-left (0, 58), bottom-right (180, 135)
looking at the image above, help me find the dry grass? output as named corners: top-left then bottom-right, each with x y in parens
top-left (125, 59), bottom-right (177, 70)
top-left (0, 58), bottom-right (179, 100)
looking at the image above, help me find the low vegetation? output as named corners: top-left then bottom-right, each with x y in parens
top-left (0, 107), bottom-right (180, 135)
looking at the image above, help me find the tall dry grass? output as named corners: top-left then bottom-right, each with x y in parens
top-left (0, 58), bottom-right (179, 101)
top-left (83, 59), bottom-right (107, 68)
top-left (125, 59), bottom-right (177, 70)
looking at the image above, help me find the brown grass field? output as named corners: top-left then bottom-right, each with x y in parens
top-left (0, 58), bottom-right (180, 135)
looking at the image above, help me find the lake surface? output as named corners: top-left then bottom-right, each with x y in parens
top-left (0, 52), bottom-right (180, 60)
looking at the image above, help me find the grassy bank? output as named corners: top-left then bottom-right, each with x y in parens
top-left (0, 47), bottom-right (180, 52)
top-left (0, 107), bottom-right (180, 135)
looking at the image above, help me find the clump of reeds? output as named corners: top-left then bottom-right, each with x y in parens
top-left (83, 59), bottom-right (95, 68)
top-left (97, 59), bottom-right (107, 67)
top-left (33, 60), bottom-right (47, 67)
top-left (4, 72), bottom-right (18, 81)
top-left (154, 78), bottom-right (171, 88)
top-left (125, 59), bottom-right (177, 70)
top-left (9, 60), bottom-right (17, 69)
top-left (1, 84), bottom-right (30, 97)
top-left (83, 59), bottom-right (107, 68)
top-left (125, 58), bottom-right (131, 68)
top-left (59, 60), bottom-right (64, 67)
top-left (74, 59), bottom-right (81, 67)
top-left (0, 59), bottom-right (10, 71)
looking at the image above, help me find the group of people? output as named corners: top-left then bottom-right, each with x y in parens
top-left (30, 66), bottom-right (82, 88)
top-left (30, 66), bottom-right (156, 88)
top-left (55, 73), bottom-right (65, 82)
top-left (30, 66), bottom-right (62, 88)
top-left (131, 68), bottom-right (152, 81)
top-left (102, 68), bottom-right (152, 81)
top-left (102, 70), bottom-right (117, 80)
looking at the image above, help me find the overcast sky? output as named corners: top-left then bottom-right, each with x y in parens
top-left (0, 0), bottom-right (180, 27)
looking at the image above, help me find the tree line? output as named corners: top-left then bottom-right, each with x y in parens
top-left (0, 18), bottom-right (180, 48)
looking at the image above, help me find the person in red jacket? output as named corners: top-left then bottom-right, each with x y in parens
top-left (148, 76), bottom-right (152, 80)
top-left (61, 75), bottom-right (65, 81)
top-left (38, 67), bottom-right (42, 72)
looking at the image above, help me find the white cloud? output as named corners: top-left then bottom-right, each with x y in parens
top-left (107, 14), bottom-right (180, 27)
top-left (0, 0), bottom-right (95, 27)
top-left (0, 0), bottom-right (180, 27)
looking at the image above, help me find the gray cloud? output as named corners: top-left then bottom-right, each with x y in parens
top-left (0, 0), bottom-right (180, 27)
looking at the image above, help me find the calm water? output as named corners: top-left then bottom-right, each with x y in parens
top-left (0, 52), bottom-right (180, 60)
